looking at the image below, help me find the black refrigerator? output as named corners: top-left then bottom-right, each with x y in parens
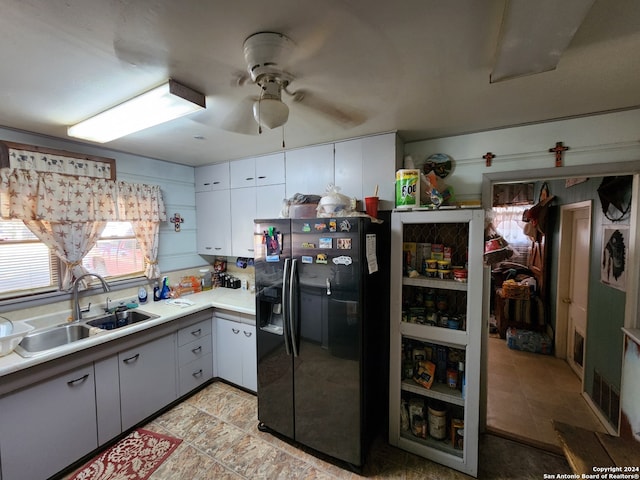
top-left (254, 216), bottom-right (390, 468)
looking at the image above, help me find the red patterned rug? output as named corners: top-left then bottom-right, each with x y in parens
top-left (69, 428), bottom-right (182, 480)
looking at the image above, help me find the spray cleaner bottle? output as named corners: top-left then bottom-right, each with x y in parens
top-left (160, 276), bottom-right (171, 299)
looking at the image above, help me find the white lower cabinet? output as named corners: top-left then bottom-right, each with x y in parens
top-left (119, 333), bottom-right (177, 430)
top-left (95, 355), bottom-right (122, 445)
top-left (178, 318), bottom-right (213, 396)
top-left (215, 312), bottom-right (257, 392)
top-left (0, 364), bottom-right (98, 480)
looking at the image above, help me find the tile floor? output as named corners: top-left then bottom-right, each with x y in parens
top-left (61, 379), bottom-right (574, 480)
top-left (486, 336), bottom-right (607, 451)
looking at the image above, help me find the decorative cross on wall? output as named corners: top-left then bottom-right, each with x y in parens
top-left (549, 141), bottom-right (569, 167)
top-left (483, 152), bottom-right (496, 167)
top-left (170, 213), bottom-right (184, 232)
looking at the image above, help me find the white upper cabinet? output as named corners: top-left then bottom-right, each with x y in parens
top-left (335, 132), bottom-right (402, 211)
top-left (196, 189), bottom-right (231, 256)
top-left (230, 157), bottom-right (257, 188)
top-left (285, 144), bottom-right (334, 198)
top-left (195, 162), bottom-right (230, 192)
top-left (230, 187), bottom-right (257, 257)
top-left (255, 152), bottom-right (285, 186)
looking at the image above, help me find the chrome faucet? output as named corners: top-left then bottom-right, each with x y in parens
top-left (72, 273), bottom-right (111, 321)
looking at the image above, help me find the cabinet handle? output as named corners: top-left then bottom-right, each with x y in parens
top-left (258, 176), bottom-right (267, 179)
top-left (192, 369), bottom-right (203, 377)
top-left (232, 328), bottom-right (240, 334)
top-left (205, 246), bottom-right (212, 250)
top-left (123, 353), bottom-right (140, 364)
top-left (247, 248), bottom-right (254, 252)
top-left (192, 345), bottom-right (202, 354)
top-left (245, 177), bottom-right (254, 181)
top-left (191, 328), bottom-right (202, 337)
top-left (213, 181), bottom-right (221, 185)
top-left (203, 182), bottom-right (211, 186)
top-left (243, 331), bottom-right (252, 338)
top-left (67, 374), bottom-right (89, 386)
top-left (214, 247), bottom-right (222, 250)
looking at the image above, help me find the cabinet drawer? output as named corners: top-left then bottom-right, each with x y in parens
top-left (178, 319), bottom-right (212, 346)
top-left (179, 353), bottom-right (213, 396)
top-left (178, 334), bottom-right (212, 365)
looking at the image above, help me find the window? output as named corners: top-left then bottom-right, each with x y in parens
top-left (82, 222), bottom-right (145, 279)
top-left (0, 220), bottom-right (143, 298)
top-left (0, 220), bottom-right (58, 296)
top-left (491, 205), bottom-right (532, 265)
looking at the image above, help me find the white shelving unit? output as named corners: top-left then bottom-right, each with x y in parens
top-left (389, 208), bottom-right (484, 477)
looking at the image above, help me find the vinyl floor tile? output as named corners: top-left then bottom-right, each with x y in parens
top-left (486, 336), bottom-right (607, 449)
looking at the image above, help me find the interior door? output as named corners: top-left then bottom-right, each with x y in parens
top-left (566, 207), bottom-right (591, 379)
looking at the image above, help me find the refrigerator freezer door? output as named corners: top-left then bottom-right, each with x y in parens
top-left (255, 219), bottom-right (294, 439)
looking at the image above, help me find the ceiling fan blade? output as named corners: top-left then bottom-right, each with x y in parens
top-left (292, 90), bottom-right (366, 128)
top-left (220, 96), bottom-right (259, 135)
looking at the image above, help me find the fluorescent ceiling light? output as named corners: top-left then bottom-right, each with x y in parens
top-left (68, 79), bottom-right (206, 143)
top-left (490, 0), bottom-right (595, 83)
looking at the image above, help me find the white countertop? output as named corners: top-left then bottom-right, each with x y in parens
top-left (0, 287), bottom-right (256, 378)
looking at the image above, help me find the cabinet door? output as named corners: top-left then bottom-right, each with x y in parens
top-left (334, 138), bottom-right (364, 202)
top-left (335, 133), bottom-right (401, 211)
top-left (255, 152), bottom-right (285, 186)
top-left (196, 189), bottom-right (231, 256)
top-left (230, 187), bottom-right (257, 257)
top-left (230, 157), bottom-right (256, 188)
top-left (256, 183), bottom-right (286, 219)
top-left (362, 133), bottom-right (400, 211)
top-left (389, 209), bottom-right (483, 477)
top-left (0, 364), bottom-right (97, 480)
top-left (216, 317), bottom-right (244, 386)
top-left (195, 162), bottom-right (230, 192)
top-left (241, 323), bottom-right (257, 392)
top-left (119, 334), bottom-right (177, 430)
top-left (95, 355), bottom-right (122, 445)
top-left (285, 144), bottom-right (334, 198)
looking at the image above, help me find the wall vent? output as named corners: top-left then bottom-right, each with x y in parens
top-left (592, 369), bottom-right (620, 429)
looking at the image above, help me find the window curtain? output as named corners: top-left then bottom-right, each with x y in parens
top-left (0, 168), bottom-right (166, 289)
top-left (490, 205), bottom-right (532, 265)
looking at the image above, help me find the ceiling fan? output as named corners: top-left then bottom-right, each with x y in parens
top-left (224, 31), bottom-right (365, 135)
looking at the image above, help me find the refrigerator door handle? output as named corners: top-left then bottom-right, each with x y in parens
top-left (289, 258), bottom-right (299, 357)
top-left (282, 258), bottom-right (292, 356)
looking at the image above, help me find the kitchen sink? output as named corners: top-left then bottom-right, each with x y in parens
top-left (14, 310), bottom-right (159, 357)
top-left (15, 323), bottom-right (92, 357)
top-left (85, 310), bottom-right (158, 330)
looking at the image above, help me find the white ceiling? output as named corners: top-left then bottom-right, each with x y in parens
top-left (1, 0), bottom-right (639, 167)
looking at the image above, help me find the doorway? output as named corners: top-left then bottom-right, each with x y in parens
top-left (556, 202), bottom-right (592, 382)
top-left (484, 179), bottom-right (618, 449)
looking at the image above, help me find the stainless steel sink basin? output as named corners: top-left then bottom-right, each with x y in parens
top-left (85, 310), bottom-right (158, 330)
top-left (15, 323), bottom-right (92, 357)
top-left (14, 309), bottom-right (159, 357)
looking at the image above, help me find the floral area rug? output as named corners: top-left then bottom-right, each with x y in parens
top-left (69, 428), bottom-right (182, 480)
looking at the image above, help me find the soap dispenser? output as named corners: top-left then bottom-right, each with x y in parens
top-left (153, 281), bottom-right (161, 301)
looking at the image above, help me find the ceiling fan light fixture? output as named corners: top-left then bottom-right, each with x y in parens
top-left (68, 79), bottom-right (206, 143)
top-left (253, 97), bottom-right (289, 129)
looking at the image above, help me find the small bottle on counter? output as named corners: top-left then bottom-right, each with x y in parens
top-left (153, 282), bottom-right (161, 301)
top-left (138, 286), bottom-right (148, 304)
